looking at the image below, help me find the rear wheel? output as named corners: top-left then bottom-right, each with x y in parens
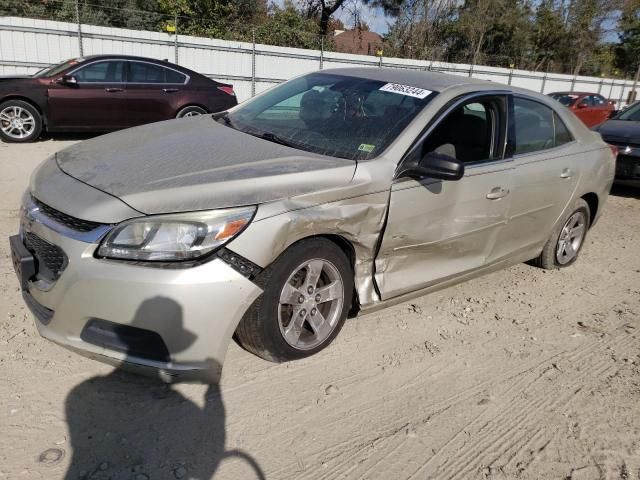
top-left (176, 105), bottom-right (207, 118)
top-left (0, 100), bottom-right (42, 143)
top-left (532, 198), bottom-right (590, 269)
top-left (235, 238), bottom-right (353, 362)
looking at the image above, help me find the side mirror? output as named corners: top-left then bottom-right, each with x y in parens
top-left (400, 151), bottom-right (464, 181)
top-left (58, 74), bottom-right (78, 85)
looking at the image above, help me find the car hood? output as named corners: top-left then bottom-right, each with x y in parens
top-left (595, 119), bottom-right (640, 143)
top-left (55, 115), bottom-right (357, 215)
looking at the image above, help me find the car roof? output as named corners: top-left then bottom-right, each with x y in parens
top-left (548, 91), bottom-right (600, 96)
top-left (319, 67), bottom-right (494, 93)
top-left (77, 54), bottom-right (197, 73)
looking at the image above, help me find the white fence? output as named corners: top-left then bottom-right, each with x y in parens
top-left (1, 16), bottom-right (637, 106)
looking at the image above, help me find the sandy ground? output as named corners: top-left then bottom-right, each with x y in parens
top-left (0, 136), bottom-right (639, 480)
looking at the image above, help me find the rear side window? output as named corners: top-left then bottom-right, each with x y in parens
top-left (553, 113), bottom-right (573, 146)
top-left (592, 95), bottom-right (607, 106)
top-left (74, 61), bottom-right (125, 83)
top-left (513, 97), bottom-right (554, 154)
top-left (129, 62), bottom-right (186, 84)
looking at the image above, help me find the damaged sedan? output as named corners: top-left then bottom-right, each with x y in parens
top-left (10, 68), bottom-right (615, 382)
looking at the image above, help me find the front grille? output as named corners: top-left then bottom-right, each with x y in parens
top-left (23, 232), bottom-right (68, 282)
top-left (32, 196), bottom-right (103, 232)
top-left (81, 319), bottom-right (171, 362)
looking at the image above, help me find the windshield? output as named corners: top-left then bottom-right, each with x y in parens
top-left (33, 58), bottom-right (82, 78)
top-left (549, 93), bottom-right (578, 107)
top-left (224, 72), bottom-right (437, 160)
top-left (616, 102), bottom-right (640, 121)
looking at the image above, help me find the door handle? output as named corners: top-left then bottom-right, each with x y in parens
top-left (105, 87), bottom-right (123, 93)
top-left (163, 88), bottom-right (179, 93)
top-left (486, 187), bottom-right (509, 200)
top-left (560, 168), bottom-right (573, 179)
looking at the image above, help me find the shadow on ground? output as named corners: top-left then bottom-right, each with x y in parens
top-left (64, 297), bottom-right (265, 480)
top-left (41, 132), bottom-right (103, 143)
top-left (610, 183), bottom-right (640, 199)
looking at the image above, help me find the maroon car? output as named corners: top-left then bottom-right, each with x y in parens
top-left (0, 55), bottom-right (237, 143)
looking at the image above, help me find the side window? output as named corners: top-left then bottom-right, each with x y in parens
top-left (129, 62), bottom-right (185, 84)
top-left (129, 62), bottom-right (163, 83)
top-left (74, 61), bottom-right (125, 83)
top-left (577, 96), bottom-right (591, 107)
top-left (165, 68), bottom-right (187, 84)
top-left (421, 96), bottom-right (506, 164)
top-left (593, 95), bottom-right (607, 106)
top-left (513, 97), bottom-right (555, 155)
top-left (553, 112), bottom-right (574, 146)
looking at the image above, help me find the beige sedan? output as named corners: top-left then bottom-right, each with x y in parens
top-left (10, 68), bottom-right (615, 382)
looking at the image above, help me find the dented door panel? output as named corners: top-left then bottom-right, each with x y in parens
top-left (374, 162), bottom-right (512, 300)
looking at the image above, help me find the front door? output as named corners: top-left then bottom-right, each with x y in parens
top-left (47, 60), bottom-right (127, 130)
top-left (375, 94), bottom-right (512, 300)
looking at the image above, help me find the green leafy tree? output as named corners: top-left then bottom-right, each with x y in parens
top-left (615, 3), bottom-right (640, 76)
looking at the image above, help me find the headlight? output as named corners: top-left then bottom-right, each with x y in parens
top-left (97, 206), bottom-right (255, 262)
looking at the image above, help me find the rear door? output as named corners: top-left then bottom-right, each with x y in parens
top-left (496, 95), bottom-right (578, 256)
top-left (47, 60), bottom-right (127, 130)
top-left (123, 61), bottom-right (189, 126)
top-left (375, 94), bottom-right (513, 300)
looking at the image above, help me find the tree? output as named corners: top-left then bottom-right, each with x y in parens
top-left (615, 2), bottom-right (640, 76)
top-left (254, 2), bottom-right (321, 48)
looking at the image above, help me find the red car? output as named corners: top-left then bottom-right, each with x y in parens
top-left (548, 92), bottom-right (614, 128)
top-left (0, 55), bottom-right (237, 143)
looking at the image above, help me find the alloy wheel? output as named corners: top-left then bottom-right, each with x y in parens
top-left (0, 106), bottom-right (36, 140)
top-left (556, 211), bottom-right (586, 265)
top-left (278, 259), bottom-right (344, 350)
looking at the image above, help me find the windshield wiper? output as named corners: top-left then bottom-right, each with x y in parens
top-left (214, 112), bottom-right (235, 128)
top-left (252, 131), bottom-right (301, 149)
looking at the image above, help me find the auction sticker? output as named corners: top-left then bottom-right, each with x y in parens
top-left (379, 83), bottom-right (432, 99)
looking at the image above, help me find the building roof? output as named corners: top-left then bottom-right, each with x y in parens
top-left (333, 29), bottom-right (383, 56)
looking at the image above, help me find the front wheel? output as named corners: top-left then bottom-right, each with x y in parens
top-left (532, 198), bottom-right (590, 269)
top-left (0, 100), bottom-right (42, 143)
top-left (176, 105), bottom-right (207, 118)
top-left (235, 238), bottom-right (353, 362)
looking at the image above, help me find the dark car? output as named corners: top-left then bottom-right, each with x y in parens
top-left (0, 55), bottom-right (237, 143)
top-left (593, 101), bottom-right (640, 186)
top-left (548, 92), bottom-right (614, 128)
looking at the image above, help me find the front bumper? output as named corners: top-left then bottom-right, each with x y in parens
top-left (13, 201), bottom-right (262, 383)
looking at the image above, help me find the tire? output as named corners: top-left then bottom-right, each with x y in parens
top-left (176, 105), bottom-right (207, 118)
top-left (0, 100), bottom-right (43, 143)
top-left (532, 198), bottom-right (590, 269)
top-left (235, 238), bottom-right (354, 362)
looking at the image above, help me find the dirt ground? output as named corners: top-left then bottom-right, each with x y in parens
top-left (0, 137), bottom-right (639, 480)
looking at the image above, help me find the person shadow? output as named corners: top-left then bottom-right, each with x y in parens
top-left (64, 296), bottom-right (265, 480)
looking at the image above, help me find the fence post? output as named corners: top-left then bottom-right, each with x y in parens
top-left (319, 36), bottom-right (324, 70)
top-left (174, 12), bottom-right (178, 65)
top-left (540, 73), bottom-right (547, 93)
top-left (570, 75), bottom-right (576, 92)
top-left (631, 64), bottom-right (640, 103)
top-left (507, 68), bottom-right (513, 85)
top-left (468, 64), bottom-right (474, 78)
top-left (618, 83), bottom-right (625, 107)
top-left (74, 0), bottom-right (83, 56)
top-left (597, 79), bottom-right (604, 94)
top-left (251, 28), bottom-right (256, 97)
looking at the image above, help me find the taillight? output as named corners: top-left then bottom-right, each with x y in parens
top-left (217, 86), bottom-right (235, 96)
top-left (608, 144), bottom-right (618, 157)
